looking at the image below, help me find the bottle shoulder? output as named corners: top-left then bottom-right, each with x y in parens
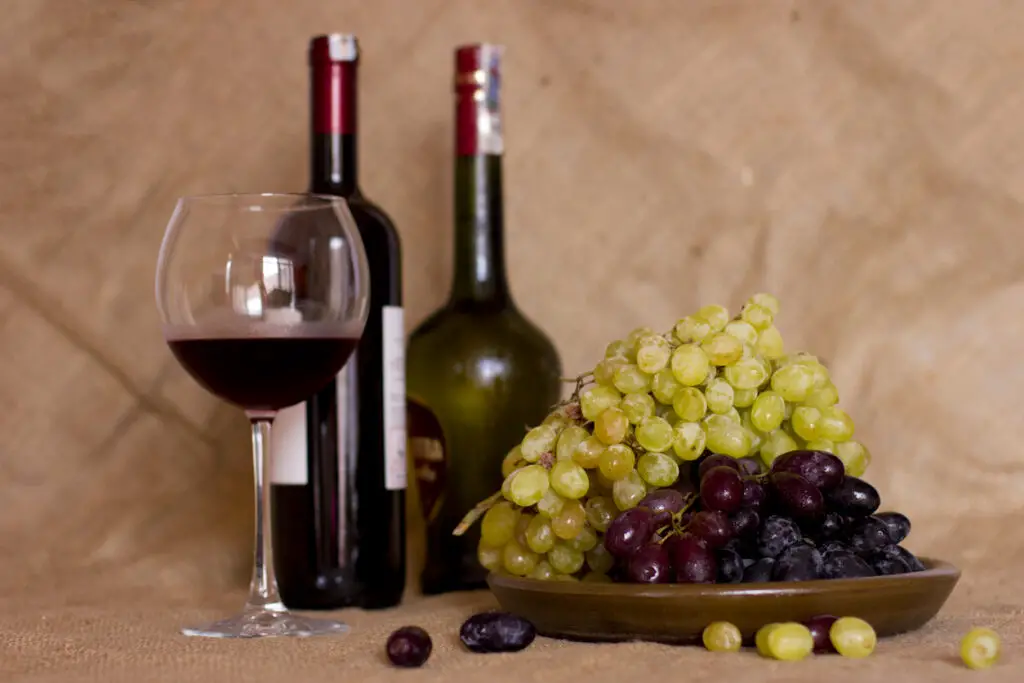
top-left (407, 304), bottom-right (561, 364)
top-left (348, 195), bottom-right (402, 251)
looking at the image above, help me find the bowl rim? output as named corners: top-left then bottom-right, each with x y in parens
top-left (488, 556), bottom-right (959, 598)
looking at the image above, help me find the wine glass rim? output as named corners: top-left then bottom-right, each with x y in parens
top-left (174, 192), bottom-right (348, 212)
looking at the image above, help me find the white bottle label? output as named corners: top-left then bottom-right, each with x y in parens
top-left (271, 402), bottom-right (308, 485)
top-left (382, 305), bottom-right (408, 491)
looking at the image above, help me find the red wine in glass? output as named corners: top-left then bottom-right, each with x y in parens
top-left (167, 332), bottom-right (358, 411)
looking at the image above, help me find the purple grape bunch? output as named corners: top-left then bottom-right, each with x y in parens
top-left (603, 449), bottom-right (925, 585)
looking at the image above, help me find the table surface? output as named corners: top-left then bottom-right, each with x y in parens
top-left (1, 563), bottom-right (1020, 683)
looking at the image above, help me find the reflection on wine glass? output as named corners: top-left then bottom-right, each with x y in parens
top-left (155, 193), bottom-right (369, 638)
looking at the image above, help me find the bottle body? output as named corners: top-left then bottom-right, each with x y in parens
top-left (407, 44), bottom-right (563, 594)
top-left (271, 34), bottom-right (406, 610)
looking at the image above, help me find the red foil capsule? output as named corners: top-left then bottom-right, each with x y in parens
top-left (454, 43), bottom-right (504, 157)
top-left (309, 34), bottom-right (358, 135)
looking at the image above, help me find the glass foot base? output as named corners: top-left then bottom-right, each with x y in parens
top-left (182, 606), bottom-right (348, 639)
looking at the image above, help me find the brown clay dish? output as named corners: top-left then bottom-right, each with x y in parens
top-left (488, 557), bottom-right (959, 644)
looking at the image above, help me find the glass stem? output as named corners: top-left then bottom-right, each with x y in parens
top-left (246, 417), bottom-right (285, 612)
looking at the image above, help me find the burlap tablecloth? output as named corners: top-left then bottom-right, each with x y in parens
top-left (2, 0), bottom-right (1023, 680)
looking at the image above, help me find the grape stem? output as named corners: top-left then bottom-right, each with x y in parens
top-left (451, 491), bottom-right (502, 537)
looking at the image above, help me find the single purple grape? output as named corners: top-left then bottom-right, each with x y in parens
top-left (387, 626), bottom-right (433, 667)
top-left (700, 466), bottom-right (744, 513)
top-left (604, 507), bottom-right (654, 559)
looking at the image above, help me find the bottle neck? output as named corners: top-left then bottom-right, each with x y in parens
top-left (449, 153), bottom-right (510, 305)
top-left (309, 61), bottom-right (358, 196)
top-left (449, 44), bottom-right (511, 307)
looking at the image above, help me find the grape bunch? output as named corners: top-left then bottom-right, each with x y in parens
top-left (456, 293), bottom-right (923, 584)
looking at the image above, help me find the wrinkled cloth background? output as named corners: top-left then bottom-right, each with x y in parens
top-left (0, 1), bottom-right (1021, 681)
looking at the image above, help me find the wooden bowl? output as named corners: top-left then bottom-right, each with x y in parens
top-left (488, 558), bottom-right (959, 644)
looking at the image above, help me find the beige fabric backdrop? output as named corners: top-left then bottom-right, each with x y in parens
top-left (1, 0), bottom-right (1022, 680)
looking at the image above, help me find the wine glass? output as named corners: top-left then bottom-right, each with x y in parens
top-left (155, 193), bottom-right (369, 638)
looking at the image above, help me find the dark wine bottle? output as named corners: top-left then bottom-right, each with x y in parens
top-left (407, 44), bottom-right (563, 595)
top-left (271, 34), bottom-right (406, 610)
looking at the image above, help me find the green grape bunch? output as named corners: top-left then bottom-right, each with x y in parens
top-left (454, 293), bottom-right (872, 582)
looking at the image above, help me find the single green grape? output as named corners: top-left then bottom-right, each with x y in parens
top-left (594, 406), bottom-right (630, 445)
top-left (477, 540), bottom-right (503, 573)
top-left (637, 452), bottom-right (680, 487)
top-left (724, 358), bottom-right (769, 391)
top-left (740, 410), bottom-right (764, 454)
top-left (755, 623), bottom-right (779, 657)
top-left (740, 302), bottom-right (774, 330)
top-left (766, 622), bottom-right (814, 661)
top-left (704, 378), bottom-right (735, 414)
top-left (804, 438), bottom-right (835, 453)
top-left (636, 334), bottom-right (672, 374)
top-left (671, 344), bottom-right (711, 386)
top-left (770, 363), bottom-right (814, 402)
top-left (750, 292), bottom-right (780, 316)
top-left (550, 459), bottom-right (589, 499)
top-left (696, 304), bottom-right (730, 331)
top-left (598, 443), bottom-right (635, 480)
top-left (506, 464), bottom-right (550, 506)
top-left (804, 381), bottom-right (840, 408)
top-left (584, 496), bottom-right (618, 532)
top-left (791, 405), bottom-right (822, 441)
top-left (605, 339), bottom-right (633, 359)
top-left (594, 357), bottom-right (627, 386)
top-left (613, 363), bottom-right (653, 394)
top-left (529, 560), bottom-right (554, 580)
top-left (501, 445), bottom-right (525, 478)
top-left (621, 392), bottom-right (656, 424)
top-left (961, 627), bottom-right (1000, 670)
top-left (759, 428), bottom-right (798, 467)
top-left (502, 539), bottom-right (539, 577)
top-left (481, 501), bottom-right (518, 546)
top-left (548, 542), bottom-right (585, 575)
top-left (724, 320), bottom-right (759, 346)
top-left (635, 416), bottom-right (675, 452)
top-left (807, 361), bottom-right (831, 389)
top-left (702, 621), bottom-right (743, 652)
top-left (524, 515), bottom-right (555, 554)
top-left (702, 333), bottom-right (744, 366)
top-left (536, 488), bottom-right (566, 518)
top-left (830, 617), bottom-right (876, 658)
top-left (543, 412), bottom-right (571, 431)
top-left (815, 406), bottom-right (855, 441)
top-left (567, 525), bottom-right (599, 553)
top-left (580, 385), bottom-right (622, 422)
top-left (581, 572), bottom-right (612, 583)
top-left (755, 325), bottom-right (785, 359)
top-left (703, 414), bottom-right (752, 458)
top-left (674, 315), bottom-right (713, 343)
top-left (555, 425), bottom-right (589, 461)
top-left (751, 390), bottom-right (785, 432)
top-left (612, 470), bottom-right (647, 510)
top-left (673, 386), bottom-right (708, 422)
top-left (520, 424), bottom-right (558, 462)
top-left (572, 435), bottom-right (606, 469)
top-left (551, 499), bottom-right (586, 539)
top-left (586, 543), bottom-right (615, 574)
top-left (834, 439), bottom-right (870, 477)
top-left (627, 326), bottom-right (657, 346)
top-left (651, 368), bottom-right (682, 404)
top-left (733, 387), bottom-right (758, 408)
top-left (672, 421), bottom-right (707, 461)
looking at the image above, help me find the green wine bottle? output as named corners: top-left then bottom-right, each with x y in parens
top-left (407, 43), bottom-right (563, 595)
